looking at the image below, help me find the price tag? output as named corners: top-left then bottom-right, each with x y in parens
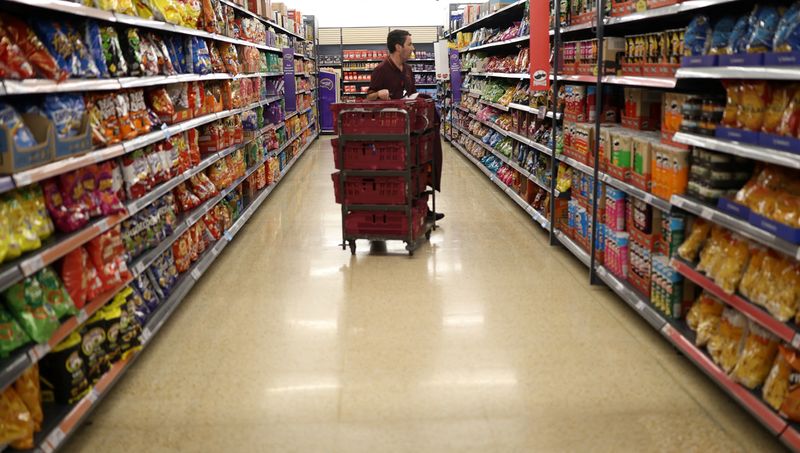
top-left (77, 311), bottom-right (89, 324)
top-left (792, 335), bottom-right (800, 350)
top-left (134, 261), bottom-right (147, 277)
top-left (87, 389), bottom-right (99, 403)
top-left (47, 429), bottom-right (67, 450)
top-left (224, 231), bottom-right (233, 241)
top-left (700, 207), bottom-right (714, 220)
top-left (538, 107), bottom-right (546, 121)
top-left (21, 255), bottom-right (45, 277)
top-left (191, 268), bottom-right (202, 280)
top-left (140, 328), bottom-right (152, 345)
top-left (635, 300), bottom-right (646, 312)
top-left (28, 344), bottom-right (50, 362)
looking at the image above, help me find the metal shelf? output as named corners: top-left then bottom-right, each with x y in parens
top-left (218, 0), bottom-right (306, 40)
top-left (673, 132), bottom-right (800, 170)
top-left (674, 66), bottom-right (800, 80)
top-left (671, 194), bottom-right (800, 261)
top-left (600, 173), bottom-right (671, 211)
top-left (508, 102), bottom-right (563, 120)
top-left (554, 229), bottom-right (590, 266)
top-left (470, 72), bottom-right (531, 80)
top-left (445, 0), bottom-right (527, 37)
top-left (552, 74), bottom-right (676, 88)
top-left (595, 265), bottom-right (668, 331)
top-left (556, 154), bottom-right (594, 176)
top-left (451, 140), bottom-right (550, 230)
top-left (459, 35), bottom-right (530, 53)
top-left (478, 99), bottom-right (510, 111)
top-left (671, 257), bottom-right (800, 347)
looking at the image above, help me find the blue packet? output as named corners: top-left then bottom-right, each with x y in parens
top-left (709, 16), bottom-right (736, 54)
top-left (0, 103), bottom-right (37, 148)
top-left (685, 15), bottom-right (712, 56)
top-left (42, 94), bottom-right (86, 139)
top-left (187, 37), bottom-right (212, 75)
top-left (32, 21), bottom-right (79, 76)
top-left (64, 22), bottom-right (100, 78)
top-left (746, 5), bottom-right (781, 53)
top-left (84, 21), bottom-right (110, 78)
top-left (727, 14), bottom-right (751, 54)
top-left (774, 2), bottom-right (800, 53)
top-left (132, 272), bottom-right (160, 315)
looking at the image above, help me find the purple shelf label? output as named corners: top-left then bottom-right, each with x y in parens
top-left (283, 48), bottom-right (297, 113)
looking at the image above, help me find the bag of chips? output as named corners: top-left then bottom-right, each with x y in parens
top-left (146, 87), bottom-right (175, 122)
top-left (65, 23), bottom-right (100, 78)
top-left (14, 365), bottom-right (43, 433)
top-left (0, 37), bottom-right (34, 79)
top-left (122, 28), bottom-right (144, 76)
top-left (121, 149), bottom-right (153, 200)
top-left (31, 21), bottom-right (78, 76)
top-left (86, 93), bottom-right (122, 147)
top-left (0, 16), bottom-right (67, 81)
top-left (745, 5), bottom-right (781, 54)
top-left (132, 272), bottom-right (160, 314)
top-left (186, 37), bottom-right (212, 75)
top-left (145, 0), bottom-right (183, 24)
top-left (0, 387), bottom-right (34, 447)
top-left (41, 94), bottom-right (86, 140)
top-left (3, 277), bottom-right (60, 344)
top-left (764, 345), bottom-right (793, 411)
top-left (146, 33), bottom-right (176, 76)
top-left (60, 248), bottom-right (89, 310)
top-left (707, 308), bottom-right (749, 373)
top-left (99, 25), bottom-right (128, 77)
top-left (731, 324), bottom-right (779, 389)
top-left (4, 192), bottom-right (41, 255)
top-left (84, 21), bottom-right (110, 78)
top-left (36, 267), bottom-right (77, 320)
top-left (0, 306), bottom-right (30, 358)
top-left (39, 331), bottom-right (90, 405)
top-left (0, 103), bottom-right (37, 149)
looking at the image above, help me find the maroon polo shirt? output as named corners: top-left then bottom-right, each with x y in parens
top-left (367, 58), bottom-right (416, 100)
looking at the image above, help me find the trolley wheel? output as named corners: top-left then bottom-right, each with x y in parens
top-left (348, 240), bottom-right (356, 255)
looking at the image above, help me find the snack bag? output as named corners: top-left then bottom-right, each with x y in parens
top-left (187, 37), bottom-right (212, 75)
top-left (763, 84), bottom-right (795, 134)
top-left (144, 0), bottom-right (183, 24)
top-left (686, 292), bottom-right (725, 344)
top-left (13, 365), bottom-right (42, 433)
top-left (65, 23), bottom-right (101, 78)
top-left (0, 37), bottom-right (34, 79)
top-left (38, 331), bottom-right (90, 405)
top-left (731, 324), bottom-right (779, 389)
top-left (60, 248), bottom-right (89, 310)
top-left (774, 2), bottom-right (800, 53)
top-left (115, 93), bottom-right (136, 140)
top-left (0, 387), bottom-right (33, 447)
top-left (172, 233), bottom-right (192, 273)
top-left (80, 311), bottom-right (109, 382)
top-left (780, 89), bottom-right (800, 138)
top-left (36, 267), bottom-right (77, 320)
top-left (173, 182), bottom-right (201, 211)
top-left (139, 34), bottom-right (160, 76)
top-left (722, 82), bottom-right (741, 127)
top-left (147, 87), bottom-right (176, 122)
top-left (709, 16), bottom-right (737, 55)
top-left (737, 82), bottom-right (768, 131)
top-left (209, 41), bottom-right (224, 73)
top-left (707, 308), bottom-right (748, 373)
top-left (220, 43), bottom-right (239, 74)
top-left (31, 21), bottom-right (78, 76)
top-left (86, 93), bottom-right (122, 146)
top-left (102, 304), bottom-right (123, 366)
top-left (696, 225), bottom-right (726, 278)
top-left (121, 149), bottom-right (153, 200)
top-left (0, 16), bottom-right (68, 81)
top-left (4, 192), bottom-right (41, 255)
top-left (763, 345), bottom-right (793, 411)
top-left (132, 272), bottom-right (160, 314)
top-left (745, 5), bottom-right (781, 54)
top-left (727, 14), bottom-right (751, 55)
top-left (128, 90), bottom-right (153, 136)
top-left (0, 103), bottom-right (37, 149)
top-left (714, 233), bottom-right (750, 294)
top-left (3, 277), bottom-right (60, 344)
top-left (42, 94), bottom-right (86, 139)
top-left (0, 306), bottom-right (30, 358)
top-left (146, 33), bottom-right (176, 76)
top-left (122, 28), bottom-right (144, 76)
top-left (99, 25), bottom-right (128, 77)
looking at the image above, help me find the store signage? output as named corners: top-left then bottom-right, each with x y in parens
top-left (449, 49), bottom-right (462, 103)
top-left (283, 48), bottom-right (297, 112)
top-left (319, 72), bottom-right (337, 131)
top-left (529, 1), bottom-right (550, 91)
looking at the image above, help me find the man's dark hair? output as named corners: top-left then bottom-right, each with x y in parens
top-left (387, 29), bottom-right (411, 53)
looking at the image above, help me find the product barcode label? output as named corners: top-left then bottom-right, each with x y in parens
top-left (47, 428), bottom-right (66, 451)
top-left (77, 311), bottom-right (89, 324)
top-left (140, 328), bottom-right (152, 345)
top-left (635, 301), bottom-right (646, 312)
top-left (191, 269), bottom-right (202, 280)
top-left (87, 389), bottom-right (99, 403)
top-left (700, 207), bottom-right (714, 220)
top-left (21, 255), bottom-right (45, 277)
top-left (134, 261), bottom-right (147, 277)
top-left (224, 231), bottom-right (233, 241)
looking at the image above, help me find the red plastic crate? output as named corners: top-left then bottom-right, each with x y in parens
top-left (333, 133), bottom-right (434, 170)
top-left (331, 99), bottom-right (435, 135)
top-left (344, 199), bottom-right (427, 239)
top-left (332, 169), bottom-right (428, 205)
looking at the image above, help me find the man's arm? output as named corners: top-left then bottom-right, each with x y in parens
top-left (367, 89), bottom-right (390, 101)
top-left (367, 65), bottom-right (390, 101)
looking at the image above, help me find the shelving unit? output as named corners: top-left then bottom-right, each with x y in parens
top-left (443, 1), bottom-right (800, 448)
top-left (0, 0), bottom-right (319, 449)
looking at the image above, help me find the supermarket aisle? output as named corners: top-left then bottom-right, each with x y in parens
top-left (64, 137), bottom-right (784, 452)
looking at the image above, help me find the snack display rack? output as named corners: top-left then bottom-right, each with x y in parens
top-left (443, 0), bottom-right (800, 449)
top-left (332, 100), bottom-right (437, 255)
top-left (0, 0), bottom-right (318, 449)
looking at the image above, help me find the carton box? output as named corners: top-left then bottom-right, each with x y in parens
top-left (0, 113), bottom-right (54, 174)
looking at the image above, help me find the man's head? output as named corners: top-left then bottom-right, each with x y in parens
top-left (387, 29), bottom-right (414, 62)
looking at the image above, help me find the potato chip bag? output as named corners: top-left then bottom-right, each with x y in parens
top-left (36, 267), bottom-right (77, 320)
top-left (61, 248), bottom-right (89, 310)
top-left (0, 387), bottom-right (33, 446)
top-left (731, 324), bottom-right (779, 389)
top-left (0, 306), bottom-right (30, 358)
top-left (4, 192), bottom-right (41, 256)
top-left (714, 233), bottom-right (750, 294)
top-left (764, 345), bottom-right (793, 411)
top-left (13, 365), bottom-right (42, 432)
top-left (86, 93), bottom-right (122, 146)
top-left (707, 308), bottom-right (748, 373)
top-left (39, 331), bottom-right (90, 405)
top-left (3, 277), bottom-right (59, 344)
top-left (737, 82), bottom-right (768, 131)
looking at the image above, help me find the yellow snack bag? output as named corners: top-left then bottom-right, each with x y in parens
top-left (4, 192), bottom-right (40, 256)
top-left (686, 292), bottom-right (725, 347)
top-left (763, 346), bottom-right (792, 411)
top-left (0, 387), bottom-right (33, 446)
top-left (116, 0), bottom-right (136, 15)
top-left (145, 0), bottom-right (183, 24)
top-left (731, 324), bottom-right (780, 389)
top-left (0, 200), bottom-right (10, 264)
top-left (707, 308), bottom-right (748, 373)
top-left (714, 233), bottom-right (750, 294)
top-left (678, 218), bottom-right (711, 262)
top-left (13, 365), bottom-right (43, 432)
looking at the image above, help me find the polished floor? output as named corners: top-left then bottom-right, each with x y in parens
top-left (64, 137), bottom-right (785, 452)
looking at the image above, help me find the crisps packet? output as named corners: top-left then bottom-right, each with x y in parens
top-left (0, 387), bottom-right (33, 447)
top-left (0, 16), bottom-right (67, 81)
top-left (13, 365), bottom-right (43, 433)
top-left (0, 306), bottom-right (30, 358)
top-left (731, 324), bottom-right (779, 389)
top-left (707, 308), bottom-right (749, 373)
top-left (764, 345), bottom-right (793, 411)
top-left (86, 93), bottom-right (122, 146)
top-left (36, 267), bottom-right (77, 320)
top-left (3, 276), bottom-right (60, 343)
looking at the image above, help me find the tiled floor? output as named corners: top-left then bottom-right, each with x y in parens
top-left (64, 136), bottom-right (785, 452)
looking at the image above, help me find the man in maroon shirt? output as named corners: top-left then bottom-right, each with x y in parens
top-left (368, 30), bottom-right (444, 221)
